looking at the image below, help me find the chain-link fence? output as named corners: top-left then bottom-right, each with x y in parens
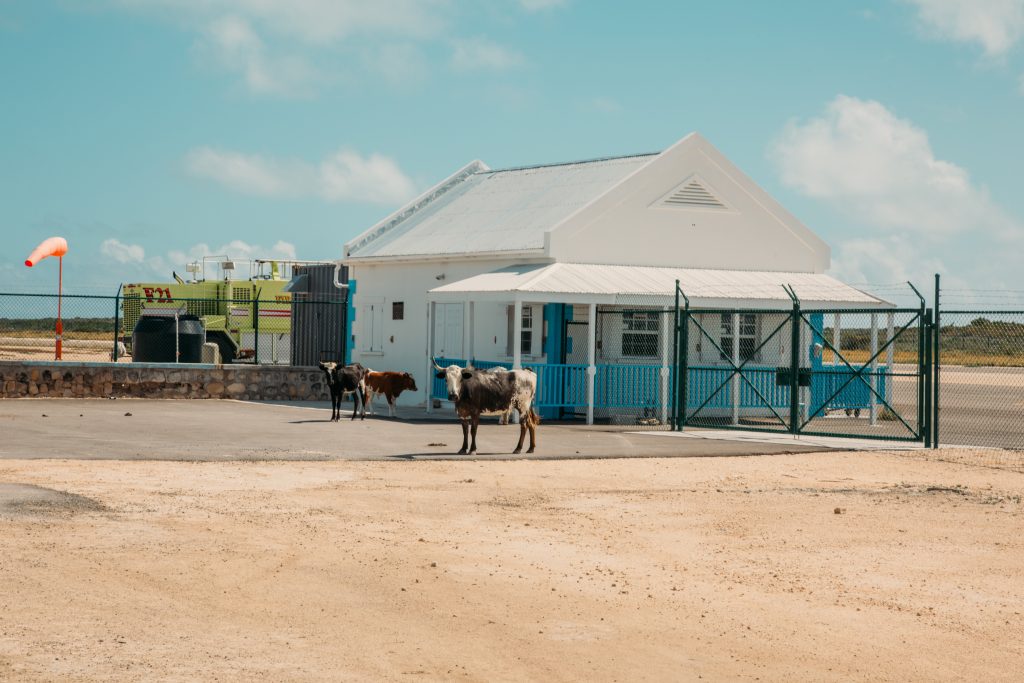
top-left (0, 292), bottom-right (347, 366)
top-left (676, 306), bottom-right (929, 442)
top-left (935, 311), bottom-right (1024, 451)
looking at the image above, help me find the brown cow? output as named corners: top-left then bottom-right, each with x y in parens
top-left (362, 371), bottom-right (418, 417)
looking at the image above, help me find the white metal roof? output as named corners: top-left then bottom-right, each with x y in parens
top-left (428, 262), bottom-right (891, 309)
top-left (346, 154), bottom-right (656, 259)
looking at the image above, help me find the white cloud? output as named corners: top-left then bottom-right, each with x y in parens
top-left (114, 0), bottom-right (518, 92)
top-left (589, 96), bottom-right (622, 113)
top-left (450, 37), bottom-right (525, 71)
top-left (165, 240), bottom-right (297, 270)
top-left (772, 95), bottom-right (1021, 239)
top-left (773, 95), bottom-right (1024, 290)
top-left (185, 146), bottom-right (417, 205)
top-left (519, 0), bottom-right (568, 11)
top-left (902, 0), bottom-right (1024, 57)
top-left (828, 235), bottom-right (946, 288)
top-left (197, 15), bottom-right (316, 96)
top-left (100, 238), bottom-right (146, 264)
top-left (119, 0), bottom-right (447, 44)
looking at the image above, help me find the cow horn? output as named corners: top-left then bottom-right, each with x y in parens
top-left (431, 357), bottom-right (444, 371)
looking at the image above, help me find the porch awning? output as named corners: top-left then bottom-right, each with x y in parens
top-left (427, 262), bottom-right (891, 309)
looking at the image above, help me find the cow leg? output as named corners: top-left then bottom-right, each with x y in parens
top-left (469, 415), bottom-right (479, 455)
top-left (387, 395), bottom-right (395, 418)
top-left (513, 416), bottom-right (527, 454)
top-left (332, 393), bottom-right (340, 422)
top-left (526, 410), bottom-right (537, 453)
top-left (352, 387), bottom-right (364, 420)
top-left (458, 420), bottom-right (469, 455)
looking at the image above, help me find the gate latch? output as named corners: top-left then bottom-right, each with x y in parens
top-left (775, 367), bottom-right (812, 387)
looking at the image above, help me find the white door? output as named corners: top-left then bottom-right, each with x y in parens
top-left (433, 303), bottom-right (464, 360)
top-left (361, 303), bottom-right (383, 352)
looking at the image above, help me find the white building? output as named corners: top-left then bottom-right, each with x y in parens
top-left (342, 132), bottom-right (889, 422)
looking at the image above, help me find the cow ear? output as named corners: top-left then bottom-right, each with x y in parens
top-left (461, 370), bottom-right (473, 380)
top-left (435, 371), bottom-right (445, 379)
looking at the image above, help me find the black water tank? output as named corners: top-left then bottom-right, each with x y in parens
top-left (132, 315), bottom-right (205, 363)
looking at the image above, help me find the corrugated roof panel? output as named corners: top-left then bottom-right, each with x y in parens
top-left (349, 155), bottom-right (655, 258)
top-left (430, 263), bottom-right (889, 307)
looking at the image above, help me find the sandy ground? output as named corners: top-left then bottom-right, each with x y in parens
top-left (1, 451), bottom-right (1022, 682)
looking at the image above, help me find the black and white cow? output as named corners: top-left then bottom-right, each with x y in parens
top-left (433, 359), bottom-right (538, 455)
top-left (318, 362), bottom-right (369, 421)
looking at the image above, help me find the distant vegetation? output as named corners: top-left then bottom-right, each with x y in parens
top-left (0, 317), bottom-right (116, 340)
top-left (823, 317), bottom-right (1024, 367)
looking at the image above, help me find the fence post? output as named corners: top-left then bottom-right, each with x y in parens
top-left (112, 284), bottom-right (122, 361)
top-left (790, 304), bottom-right (800, 434)
top-left (254, 289), bottom-right (261, 365)
top-left (785, 286), bottom-right (801, 435)
top-left (672, 282), bottom-right (679, 429)
top-left (923, 308), bottom-right (933, 448)
top-left (933, 273), bottom-right (941, 449)
top-left (679, 300), bottom-right (689, 431)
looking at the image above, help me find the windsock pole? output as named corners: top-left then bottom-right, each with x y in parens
top-left (23, 236), bottom-right (69, 361)
top-left (56, 255), bottom-right (63, 360)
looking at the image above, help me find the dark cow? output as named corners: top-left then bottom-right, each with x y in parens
top-left (318, 362), bottom-right (369, 421)
top-left (433, 358), bottom-right (539, 455)
top-left (363, 371), bottom-right (418, 417)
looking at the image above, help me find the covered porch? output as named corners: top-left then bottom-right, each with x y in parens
top-left (425, 263), bottom-right (894, 427)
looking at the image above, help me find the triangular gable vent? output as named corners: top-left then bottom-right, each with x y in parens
top-left (661, 179), bottom-right (726, 209)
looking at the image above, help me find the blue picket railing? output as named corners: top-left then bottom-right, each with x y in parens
top-left (430, 358), bottom-right (889, 415)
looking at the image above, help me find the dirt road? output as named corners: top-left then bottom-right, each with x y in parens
top-left (1, 451), bottom-right (1021, 681)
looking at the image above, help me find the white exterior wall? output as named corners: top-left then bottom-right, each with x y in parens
top-left (348, 258), bottom-right (551, 406)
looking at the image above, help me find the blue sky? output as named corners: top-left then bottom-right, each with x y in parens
top-left (2, 0), bottom-right (1023, 302)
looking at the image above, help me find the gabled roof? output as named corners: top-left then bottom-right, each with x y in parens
top-left (345, 153), bottom-right (657, 260)
top-left (428, 262), bottom-right (890, 309)
top-left (345, 132), bottom-right (830, 273)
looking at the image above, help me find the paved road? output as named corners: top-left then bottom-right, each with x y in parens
top-left (0, 399), bottom-right (831, 461)
top-left (806, 365), bottom-right (1024, 449)
top-left (935, 366), bottom-right (1024, 449)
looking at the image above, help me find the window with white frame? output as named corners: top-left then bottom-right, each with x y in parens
top-left (720, 313), bottom-right (757, 362)
top-left (622, 311), bottom-right (659, 357)
top-left (506, 305), bottom-right (538, 356)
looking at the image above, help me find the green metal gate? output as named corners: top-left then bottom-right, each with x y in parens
top-left (673, 284), bottom-right (935, 443)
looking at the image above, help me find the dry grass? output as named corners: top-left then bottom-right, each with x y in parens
top-left (827, 349), bottom-right (1024, 367)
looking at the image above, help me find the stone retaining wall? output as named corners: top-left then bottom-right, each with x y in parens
top-left (0, 361), bottom-right (329, 401)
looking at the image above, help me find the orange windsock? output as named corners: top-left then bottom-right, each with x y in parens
top-left (24, 237), bottom-right (68, 267)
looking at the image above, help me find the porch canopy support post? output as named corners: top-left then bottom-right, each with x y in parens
top-left (834, 312), bottom-right (842, 365)
top-left (465, 297), bottom-right (472, 364)
top-left (587, 303), bottom-right (597, 426)
top-left (513, 298), bottom-right (523, 370)
top-left (870, 312), bottom-right (879, 426)
top-left (425, 299), bottom-right (435, 413)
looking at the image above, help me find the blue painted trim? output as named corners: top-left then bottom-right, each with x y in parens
top-left (345, 279), bottom-right (357, 364)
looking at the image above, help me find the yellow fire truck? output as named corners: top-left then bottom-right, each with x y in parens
top-left (120, 257), bottom-right (326, 364)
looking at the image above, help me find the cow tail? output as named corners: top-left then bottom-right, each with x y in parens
top-left (530, 406), bottom-right (541, 425)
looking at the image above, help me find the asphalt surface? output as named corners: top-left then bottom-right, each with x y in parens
top-left (0, 398), bottom-right (831, 461)
top-left (935, 366), bottom-right (1024, 449)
